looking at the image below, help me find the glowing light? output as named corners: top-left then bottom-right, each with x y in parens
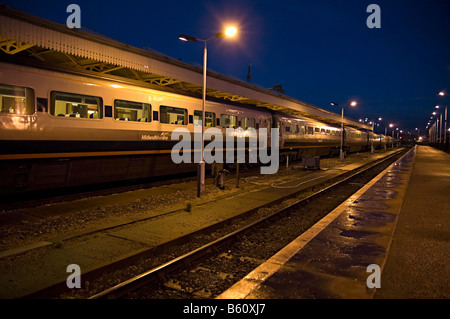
top-left (111, 84), bottom-right (122, 88)
top-left (225, 26), bottom-right (237, 37)
top-left (350, 101), bottom-right (357, 107)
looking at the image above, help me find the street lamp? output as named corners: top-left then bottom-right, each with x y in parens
top-left (389, 123), bottom-right (395, 148)
top-left (437, 91), bottom-right (448, 148)
top-left (331, 101), bottom-right (357, 161)
top-left (179, 26), bottom-right (237, 196)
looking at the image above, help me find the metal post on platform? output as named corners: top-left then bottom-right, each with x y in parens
top-left (444, 106), bottom-right (448, 147)
top-left (392, 128), bottom-right (394, 148)
top-left (236, 162), bottom-right (240, 188)
top-left (438, 91), bottom-right (448, 147)
top-left (371, 121), bottom-right (374, 154)
top-left (340, 106), bottom-right (344, 161)
top-left (179, 27), bottom-right (237, 197)
top-left (286, 155), bottom-right (289, 174)
top-left (331, 101), bottom-right (357, 162)
top-left (197, 164), bottom-right (201, 197)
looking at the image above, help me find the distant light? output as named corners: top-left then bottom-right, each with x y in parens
top-left (350, 101), bottom-right (357, 107)
top-left (378, 117), bottom-right (382, 121)
top-left (389, 123), bottom-right (394, 128)
top-left (435, 105), bottom-right (440, 109)
top-left (439, 91), bottom-right (445, 96)
top-left (432, 111), bottom-right (437, 115)
top-left (225, 26), bottom-right (237, 37)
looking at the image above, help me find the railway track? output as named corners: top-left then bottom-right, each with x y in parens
top-left (81, 148), bottom-right (408, 300)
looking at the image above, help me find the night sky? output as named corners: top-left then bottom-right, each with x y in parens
top-left (2, 0), bottom-right (450, 134)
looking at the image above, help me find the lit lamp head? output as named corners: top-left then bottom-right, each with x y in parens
top-left (225, 26), bottom-right (237, 37)
top-left (350, 101), bottom-right (357, 107)
top-left (178, 34), bottom-right (197, 42)
top-left (215, 26), bottom-right (237, 39)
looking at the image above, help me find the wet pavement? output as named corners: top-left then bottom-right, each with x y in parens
top-left (219, 145), bottom-right (450, 299)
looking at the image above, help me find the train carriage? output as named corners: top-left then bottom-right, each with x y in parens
top-left (0, 61), bottom-right (386, 198)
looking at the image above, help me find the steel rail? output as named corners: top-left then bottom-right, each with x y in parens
top-left (89, 148), bottom-right (405, 299)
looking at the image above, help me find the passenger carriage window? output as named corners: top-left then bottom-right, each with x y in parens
top-left (114, 100), bottom-right (151, 122)
top-left (0, 84), bottom-right (35, 115)
top-left (307, 126), bottom-right (314, 135)
top-left (299, 126), bottom-right (306, 135)
top-left (194, 110), bottom-right (216, 127)
top-left (289, 124), bottom-right (298, 133)
top-left (160, 105), bottom-right (187, 125)
top-left (314, 127), bottom-right (320, 133)
top-left (221, 114), bottom-right (237, 128)
top-left (321, 128), bottom-right (326, 134)
top-left (243, 117), bottom-right (256, 130)
top-left (50, 91), bottom-right (103, 118)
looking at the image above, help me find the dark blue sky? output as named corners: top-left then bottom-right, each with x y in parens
top-left (3, 0), bottom-right (450, 133)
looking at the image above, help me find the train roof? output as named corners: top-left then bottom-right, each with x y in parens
top-left (0, 5), bottom-right (370, 130)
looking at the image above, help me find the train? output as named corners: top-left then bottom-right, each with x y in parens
top-left (0, 61), bottom-right (392, 198)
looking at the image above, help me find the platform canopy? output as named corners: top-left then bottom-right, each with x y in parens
top-left (0, 5), bottom-right (370, 130)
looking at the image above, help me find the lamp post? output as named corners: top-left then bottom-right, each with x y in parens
top-left (389, 123), bottom-right (395, 148)
top-left (365, 117), bottom-right (382, 154)
top-left (331, 101), bottom-right (357, 161)
top-left (438, 91), bottom-right (448, 149)
top-left (179, 27), bottom-right (237, 196)
top-left (384, 125), bottom-right (387, 150)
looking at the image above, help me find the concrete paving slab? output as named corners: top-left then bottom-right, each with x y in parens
top-left (374, 146), bottom-right (450, 299)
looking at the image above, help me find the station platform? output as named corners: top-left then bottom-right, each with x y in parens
top-left (218, 145), bottom-right (450, 299)
top-left (0, 149), bottom-right (399, 299)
